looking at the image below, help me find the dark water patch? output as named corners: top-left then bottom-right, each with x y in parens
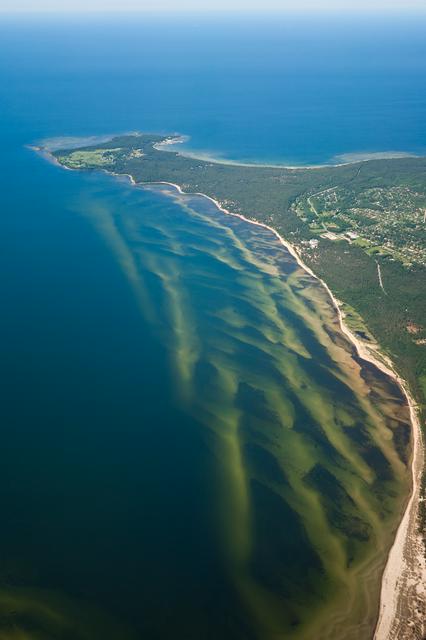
top-left (392, 421), bottom-right (412, 465)
top-left (288, 389), bottom-right (342, 466)
top-left (364, 447), bottom-right (396, 485)
top-left (343, 421), bottom-right (394, 485)
top-left (297, 350), bottom-right (361, 404)
top-left (305, 464), bottom-right (372, 566)
top-left (355, 354), bottom-right (409, 406)
top-left (323, 320), bottom-right (356, 353)
top-left (349, 356), bottom-right (412, 467)
top-left (194, 359), bottom-right (220, 390)
top-left (236, 382), bottom-right (282, 428)
top-left (249, 481), bottom-right (326, 602)
top-left (243, 443), bottom-right (289, 487)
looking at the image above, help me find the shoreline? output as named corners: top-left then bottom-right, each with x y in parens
top-left (36, 133), bottom-right (421, 171)
top-left (36, 147), bottom-right (425, 638)
top-left (141, 179), bottom-right (425, 639)
top-left (154, 136), bottom-right (420, 170)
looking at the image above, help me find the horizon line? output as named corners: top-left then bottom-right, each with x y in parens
top-left (1, 6), bottom-right (426, 14)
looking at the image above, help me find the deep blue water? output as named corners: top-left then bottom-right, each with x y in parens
top-left (1, 13), bottom-right (426, 164)
top-left (0, 12), bottom-right (424, 639)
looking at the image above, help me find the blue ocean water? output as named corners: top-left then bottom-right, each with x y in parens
top-left (0, 12), bottom-right (424, 639)
top-left (1, 13), bottom-right (426, 164)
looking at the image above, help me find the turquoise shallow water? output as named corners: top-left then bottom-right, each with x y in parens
top-left (0, 13), bottom-right (423, 639)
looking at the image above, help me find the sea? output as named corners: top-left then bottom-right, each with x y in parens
top-left (0, 12), bottom-right (425, 640)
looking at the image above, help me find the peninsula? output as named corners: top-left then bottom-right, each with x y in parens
top-left (41, 133), bottom-right (425, 639)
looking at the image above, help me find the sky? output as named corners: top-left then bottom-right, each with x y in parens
top-left (1, 0), bottom-right (426, 12)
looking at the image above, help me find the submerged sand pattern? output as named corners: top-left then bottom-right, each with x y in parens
top-left (77, 183), bottom-right (412, 639)
top-left (3, 168), bottom-right (412, 639)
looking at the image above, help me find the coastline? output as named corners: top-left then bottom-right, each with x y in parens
top-left (37, 147), bottom-right (425, 638)
top-left (154, 137), bottom-right (419, 170)
top-left (28, 145), bottom-right (75, 171)
top-left (39, 132), bottom-right (420, 171)
top-left (140, 179), bottom-right (425, 639)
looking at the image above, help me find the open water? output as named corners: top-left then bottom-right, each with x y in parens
top-left (0, 12), bottom-right (424, 639)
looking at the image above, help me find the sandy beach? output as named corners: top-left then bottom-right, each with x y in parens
top-left (153, 137), bottom-right (419, 170)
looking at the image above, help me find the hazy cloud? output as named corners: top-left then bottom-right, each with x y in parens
top-left (1, 0), bottom-right (426, 11)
